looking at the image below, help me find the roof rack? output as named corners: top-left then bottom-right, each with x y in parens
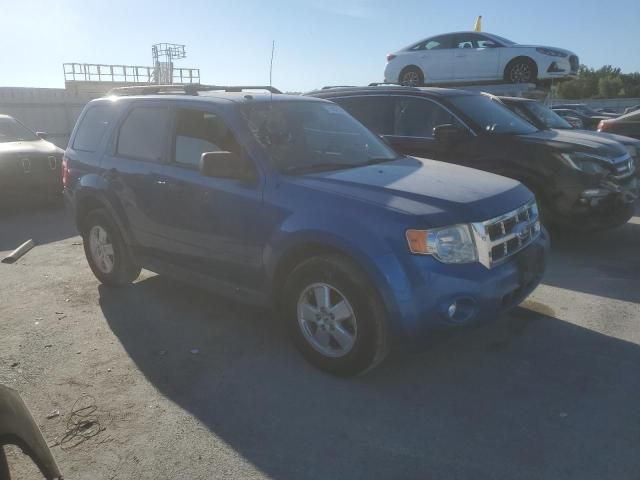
top-left (107, 84), bottom-right (282, 96)
top-left (320, 85), bottom-right (357, 90)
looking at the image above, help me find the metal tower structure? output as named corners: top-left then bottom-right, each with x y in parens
top-left (152, 43), bottom-right (187, 84)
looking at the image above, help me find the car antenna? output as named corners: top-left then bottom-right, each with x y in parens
top-left (269, 40), bottom-right (275, 103)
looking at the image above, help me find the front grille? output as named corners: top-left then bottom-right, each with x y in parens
top-left (612, 153), bottom-right (634, 178)
top-left (472, 200), bottom-right (541, 268)
top-left (569, 55), bottom-right (579, 72)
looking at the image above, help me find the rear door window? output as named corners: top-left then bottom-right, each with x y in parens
top-left (393, 97), bottom-right (461, 138)
top-left (117, 106), bottom-right (170, 162)
top-left (72, 105), bottom-right (116, 152)
top-left (334, 96), bottom-right (395, 135)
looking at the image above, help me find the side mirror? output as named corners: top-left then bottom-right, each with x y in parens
top-left (200, 151), bottom-right (254, 181)
top-left (433, 124), bottom-right (469, 143)
top-left (36, 132), bottom-right (48, 139)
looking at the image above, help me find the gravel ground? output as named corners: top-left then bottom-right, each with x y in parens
top-left (1, 203), bottom-right (639, 480)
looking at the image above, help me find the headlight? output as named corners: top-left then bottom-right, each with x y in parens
top-left (536, 47), bottom-right (568, 57)
top-left (406, 225), bottom-right (478, 264)
top-left (559, 152), bottom-right (611, 175)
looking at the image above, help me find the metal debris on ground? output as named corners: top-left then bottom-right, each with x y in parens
top-left (10, 362), bottom-right (19, 368)
top-left (47, 410), bottom-right (60, 419)
top-left (54, 394), bottom-right (104, 450)
top-left (1, 239), bottom-right (36, 264)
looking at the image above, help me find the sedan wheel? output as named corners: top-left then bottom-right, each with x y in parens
top-left (507, 61), bottom-right (535, 83)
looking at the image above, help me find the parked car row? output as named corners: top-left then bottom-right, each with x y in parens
top-left (307, 86), bottom-right (638, 231)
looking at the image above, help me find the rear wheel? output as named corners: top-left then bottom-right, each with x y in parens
top-left (282, 254), bottom-right (388, 376)
top-left (399, 66), bottom-right (424, 86)
top-left (82, 209), bottom-right (141, 287)
top-left (505, 58), bottom-right (537, 84)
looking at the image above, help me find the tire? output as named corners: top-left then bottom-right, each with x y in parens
top-left (504, 58), bottom-right (537, 84)
top-left (399, 66), bottom-right (424, 86)
top-left (282, 254), bottom-right (389, 376)
top-left (82, 209), bottom-right (141, 287)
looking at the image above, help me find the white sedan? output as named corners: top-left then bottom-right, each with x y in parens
top-left (384, 31), bottom-right (579, 86)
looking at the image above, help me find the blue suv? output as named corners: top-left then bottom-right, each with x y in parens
top-left (64, 85), bottom-right (549, 376)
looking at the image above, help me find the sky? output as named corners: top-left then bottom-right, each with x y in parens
top-left (1, 0), bottom-right (638, 93)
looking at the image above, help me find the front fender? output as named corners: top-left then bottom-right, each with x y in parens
top-left (263, 210), bottom-right (406, 334)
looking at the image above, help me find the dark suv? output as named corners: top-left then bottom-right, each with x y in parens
top-left (307, 86), bottom-right (638, 231)
top-left (64, 85), bottom-right (548, 376)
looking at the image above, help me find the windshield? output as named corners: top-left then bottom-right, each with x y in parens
top-left (524, 101), bottom-right (573, 129)
top-left (0, 117), bottom-right (39, 142)
top-left (242, 100), bottom-right (399, 174)
top-left (449, 95), bottom-right (539, 135)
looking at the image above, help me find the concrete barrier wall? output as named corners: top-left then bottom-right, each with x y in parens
top-left (0, 87), bottom-right (95, 148)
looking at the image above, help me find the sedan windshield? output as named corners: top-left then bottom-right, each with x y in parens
top-left (0, 118), bottom-right (38, 143)
top-left (449, 95), bottom-right (539, 135)
top-left (242, 101), bottom-right (399, 174)
top-left (523, 101), bottom-right (573, 129)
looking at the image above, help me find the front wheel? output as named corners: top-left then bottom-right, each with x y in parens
top-left (505, 59), bottom-right (537, 84)
top-left (82, 209), bottom-right (141, 287)
top-left (282, 254), bottom-right (389, 376)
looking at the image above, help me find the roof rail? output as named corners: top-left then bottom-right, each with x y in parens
top-left (368, 82), bottom-right (406, 87)
top-left (107, 84), bottom-right (282, 96)
top-left (320, 85), bottom-right (357, 90)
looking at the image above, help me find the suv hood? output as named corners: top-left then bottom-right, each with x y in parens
top-left (516, 129), bottom-right (628, 159)
top-left (0, 139), bottom-right (62, 157)
top-left (294, 157), bottom-right (532, 225)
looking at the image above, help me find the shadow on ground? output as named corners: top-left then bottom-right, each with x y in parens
top-left (543, 218), bottom-right (640, 303)
top-left (100, 277), bottom-right (640, 480)
top-left (0, 199), bottom-right (76, 252)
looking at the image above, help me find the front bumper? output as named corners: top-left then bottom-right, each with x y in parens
top-left (538, 56), bottom-right (579, 79)
top-left (376, 231), bottom-right (550, 346)
top-left (554, 174), bottom-right (638, 230)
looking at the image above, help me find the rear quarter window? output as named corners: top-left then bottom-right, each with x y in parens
top-left (72, 105), bottom-right (116, 152)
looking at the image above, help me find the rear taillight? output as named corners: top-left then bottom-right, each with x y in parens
top-left (386, 53), bottom-right (396, 62)
top-left (62, 156), bottom-right (69, 186)
top-left (597, 120), bottom-right (610, 132)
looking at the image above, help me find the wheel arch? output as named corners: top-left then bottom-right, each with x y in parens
top-left (504, 55), bottom-right (539, 80)
top-left (399, 65), bottom-right (425, 85)
top-left (267, 233), bottom-right (402, 328)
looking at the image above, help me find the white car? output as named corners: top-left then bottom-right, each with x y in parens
top-left (384, 31), bottom-right (579, 86)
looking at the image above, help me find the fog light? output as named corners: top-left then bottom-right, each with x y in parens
top-left (447, 302), bottom-right (457, 318)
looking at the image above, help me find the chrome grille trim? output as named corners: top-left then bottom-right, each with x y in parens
top-left (471, 199), bottom-right (541, 269)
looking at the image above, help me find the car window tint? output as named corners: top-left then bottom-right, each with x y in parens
top-left (412, 35), bottom-right (452, 51)
top-left (394, 98), bottom-right (460, 138)
top-left (73, 106), bottom-right (115, 152)
top-left (335, 97), bottom-right (395, 135)
top-left (173, 109), bottom-right (240, 168)
top-left (455, 33), bottom-right (483, 49)
top-left (117, 107), bottom-right (169, 162)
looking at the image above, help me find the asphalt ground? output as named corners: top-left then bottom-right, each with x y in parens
top-left (1, 202), bottom-right (639, 480)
